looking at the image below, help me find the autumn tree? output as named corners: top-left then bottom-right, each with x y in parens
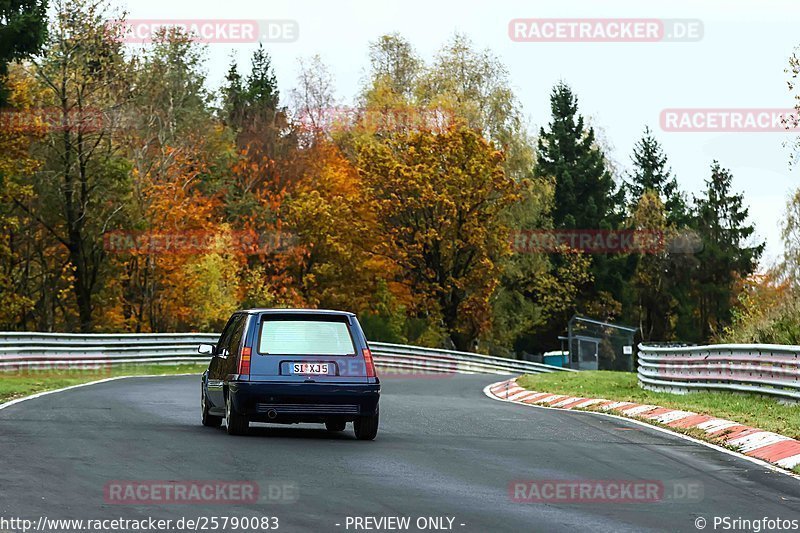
top-left (22, 0), bottom-right (132, 331)
top-left (104, 26), bottom-right (268, 332)
top-left (416, 34), bottom-right (533, 180)
top-left (627, 191), bottom-right (677, 341)
top-left (723, 273), bottom-right (799, 344)
top-left (0, 65), bottom-right (44, 327)
top-left (290, 54), bottom-right (336, 141)
top-left (283, 141), bottom-right (383, 311)
top-left (356, 33), bottom-right (565, 353)
top-left (365, 33), bottom-right (421, 101)
top-left (0, 0), bottom-right (49, 327)
top-left (355, 125), bottom-right (517, 351)
top-left (358, 33), bottom-right (535, 183)
top-left (780, 187), bottom-right (800, 287)
top-left (786, 47), bottom-right (800, 166)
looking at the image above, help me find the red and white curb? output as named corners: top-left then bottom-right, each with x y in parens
top-left (485, 378), bottom-right (800, 473)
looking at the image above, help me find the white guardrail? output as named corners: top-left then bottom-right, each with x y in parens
top-left (0, 332), bottom-right (572, 376)
top-left (638, 343), bottom-right (800, 401)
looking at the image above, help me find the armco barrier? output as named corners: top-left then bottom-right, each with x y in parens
top-left (638, 343), bottom-right (800, 401)
top-left (0, 332), bottom-right (571, 375)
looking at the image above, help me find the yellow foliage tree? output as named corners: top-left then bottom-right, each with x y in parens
top-left (355, 125), bottom-right (517, 351)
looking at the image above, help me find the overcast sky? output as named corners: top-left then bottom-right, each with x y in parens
top-left (109, 0), bottom-right (800, 267)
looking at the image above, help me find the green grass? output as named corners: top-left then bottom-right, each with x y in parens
top-left (517, 371), bottom-right (800, 440)
top-left (0, 363), bottom-right (207, 404)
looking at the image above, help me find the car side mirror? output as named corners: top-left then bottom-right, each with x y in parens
top-left (198, 344), bottom-right (215, 355)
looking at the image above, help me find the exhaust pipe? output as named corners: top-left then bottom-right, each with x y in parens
top-left (266, 409), bottom-right (278, 420)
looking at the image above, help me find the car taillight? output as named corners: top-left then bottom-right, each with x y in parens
top-left (238, 346), bottom-right (251, 376)
top-left (363, 348), bottom-right (376, 378)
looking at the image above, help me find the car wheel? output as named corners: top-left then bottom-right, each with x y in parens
top-left (353, 408), bottom-right (379, 440)
top-left (225, 392), bottom-right (249, 436)
top-left (325, 420), bottom-right (347, 432)
top-left (201, 385), bottom-right (222, 427)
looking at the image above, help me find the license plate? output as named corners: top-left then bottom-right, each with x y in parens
top-left (292, 363), bottom-right (329, 375)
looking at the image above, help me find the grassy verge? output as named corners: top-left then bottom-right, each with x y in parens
top-left (517, 371), bottom-right (800, 440)
top-left (0, 363), bottom-right (207, 404)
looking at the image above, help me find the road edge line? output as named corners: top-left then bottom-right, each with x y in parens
top-left (0, 373), bottom-right (199, 411)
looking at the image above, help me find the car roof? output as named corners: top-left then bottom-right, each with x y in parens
top-left (239, 308), bottom-right (356, 317)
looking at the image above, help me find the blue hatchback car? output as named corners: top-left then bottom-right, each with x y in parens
top-left (199, 309), bottom-right (380, 439)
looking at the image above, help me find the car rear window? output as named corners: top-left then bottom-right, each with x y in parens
top-left (258, 317), bottom-right (356, 355)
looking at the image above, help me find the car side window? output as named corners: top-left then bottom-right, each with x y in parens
top-left (216, 315), bottom-right (239, 356)
top-left (228, 315), bottom-right (247, 356)
top-left (228, 315), bottom-right (247, 355)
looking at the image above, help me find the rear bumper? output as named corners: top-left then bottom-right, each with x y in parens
top-left (229, 381), bottom-right (380, 422)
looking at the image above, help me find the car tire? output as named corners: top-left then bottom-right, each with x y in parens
top-left (353, 408), bottom-right (379, 440)
top-left (325, 420), bottom-right (347, 432)
top-left (201, 385), bottom-right (223, 427)
top-left (225, 392), bottom-right (249, 436)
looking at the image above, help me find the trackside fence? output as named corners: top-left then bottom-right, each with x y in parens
top-left (638, 343), bottom-right (800, 401)
top-left (0, 332), bottom-right (572, 376)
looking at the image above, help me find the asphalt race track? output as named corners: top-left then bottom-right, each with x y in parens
top-left (0, 375), bottom-right (798, 532)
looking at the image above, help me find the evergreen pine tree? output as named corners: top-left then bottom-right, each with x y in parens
top-left (536, 82), bottom-right (622, 229)
top-left (224, 47), bottom-right (284, 146)
top-left (536, 83), bottom-right (629, 322)
top-left (0, 0), bottom-right (48, 105)
top-left (221, 60), bottom-right (245, 128)
top-left (627, 126), bottom-right (687, 225)
top-left (246, 44), bottom-right (279, 111)
top-left (692, 162), bottom-right (764, 339)
top-left (625, 127), bottom-right (695, 342)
